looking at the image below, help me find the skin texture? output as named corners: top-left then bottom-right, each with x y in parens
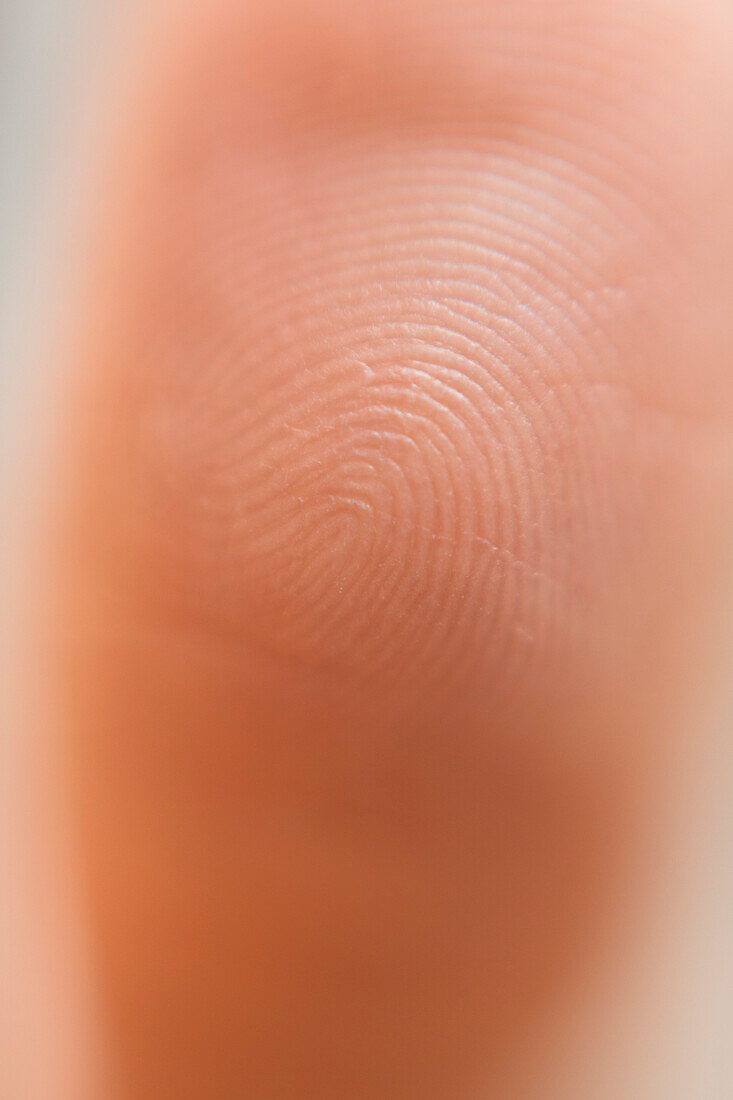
top-left (46, 1), bottom-right (733, 1097)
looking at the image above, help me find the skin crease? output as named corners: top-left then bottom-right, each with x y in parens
top-left (42, 0), bottom-right (733, 1097)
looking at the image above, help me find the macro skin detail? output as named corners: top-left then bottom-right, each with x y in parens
top-left (52, 1), bottom-right (733, 1098)
top-left (76, 0), bottom-right (729, 702)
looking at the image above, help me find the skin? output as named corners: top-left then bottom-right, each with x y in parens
top-left (36, 0), bottom-right (733, 1096)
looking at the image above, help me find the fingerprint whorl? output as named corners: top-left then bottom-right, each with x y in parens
top-left (135, 142), bottom-right (615, 692)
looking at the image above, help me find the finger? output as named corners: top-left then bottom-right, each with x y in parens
top-left (49, 1), bottom-right (733, 1097)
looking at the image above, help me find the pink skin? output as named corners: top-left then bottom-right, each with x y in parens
top-left (40, 1), bottom-right (733, 1097)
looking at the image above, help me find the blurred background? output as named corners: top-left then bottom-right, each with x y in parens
top-left (1, 3), bottom-right (732, 1097)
